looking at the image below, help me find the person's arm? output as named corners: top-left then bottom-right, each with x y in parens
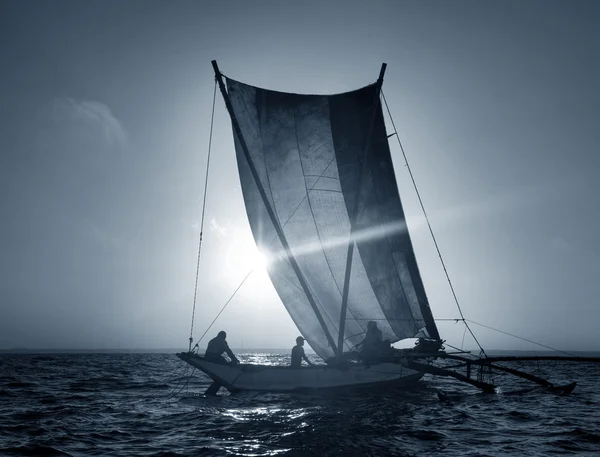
top-left (302, 349), bottom-right (314, 366)
top-left (225, 343), bottom-right (239, 364)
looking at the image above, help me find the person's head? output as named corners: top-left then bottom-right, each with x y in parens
top-left (367, 321), bottom-right (377, 331)
top-left (296, 336), bottom-right (305, 346)
top-left (217, 331), bottom-right (227, 340)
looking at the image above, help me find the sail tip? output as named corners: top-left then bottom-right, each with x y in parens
top-left (378, 63), bottom-right (387, 83)
top-left (211, 60), bottom-right (221, 76)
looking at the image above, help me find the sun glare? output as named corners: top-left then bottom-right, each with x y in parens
top-left (253, 250), bottom-right (270, 270)
top-left (219, 231), bottom-right (276, 299)
top-left (223, 230), bottom-right (271, 282)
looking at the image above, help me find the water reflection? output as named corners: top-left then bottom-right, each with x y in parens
top-left (241, 353), bottom-right (288, 366)
top-left (222, 405), bottom-right (316, 422)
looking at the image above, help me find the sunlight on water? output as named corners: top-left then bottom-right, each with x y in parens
top-left (242, 353), bottom-right (287, 366)
top-left (223, 406), bottom-right (282, 421)
top-left (222, 406), bottom-right (314, 423)
top-left (222, 441), bottom-right (291, 457)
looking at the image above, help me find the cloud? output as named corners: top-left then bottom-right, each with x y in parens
top-left (52, 97), bottom-right (128, 148)
top-left (209, 218), bottom-right (228, 237)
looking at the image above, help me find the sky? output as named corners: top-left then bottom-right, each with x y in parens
top-left (1, 0), bottom-right (599, 353)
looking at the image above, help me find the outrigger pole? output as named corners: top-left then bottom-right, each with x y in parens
top-left (404, 358), bottom-right (496, 393)
top-left (462, 355), bottom-right (600, 363)
top-left (397, 351), bottom-right (598, 395)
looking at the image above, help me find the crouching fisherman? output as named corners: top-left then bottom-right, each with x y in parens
top-left (205, 331), bottom-right (239, 365)
top-left (203, 331), bottom-right (239, 396)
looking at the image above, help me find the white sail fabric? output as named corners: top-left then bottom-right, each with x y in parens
top-left (226, 78), bottom-right (439, 360)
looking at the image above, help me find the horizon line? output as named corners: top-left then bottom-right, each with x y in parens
top-left (2, 347), bottom-right (600, 355)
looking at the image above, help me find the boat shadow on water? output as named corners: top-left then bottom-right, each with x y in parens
top-left (179, 377), bottom-right (434, 403)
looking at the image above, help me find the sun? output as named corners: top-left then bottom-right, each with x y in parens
top-left (223, 230), bottom-right (272, 280)
top-left (253, 250), bottom-right (270, 270)
top-left (219, 231), bottom-right (276, 300)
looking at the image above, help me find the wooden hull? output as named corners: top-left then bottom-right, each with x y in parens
top-left (176, 352), bottom-right (423, 393)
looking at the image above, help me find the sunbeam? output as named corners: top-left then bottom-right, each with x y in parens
top-left (263, 219), bottom-right (410, 265)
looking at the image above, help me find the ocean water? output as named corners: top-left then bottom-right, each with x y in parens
top-left (1, 353), bottom-right (599, 456)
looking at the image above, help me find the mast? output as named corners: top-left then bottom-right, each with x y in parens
top-left (211, 60), bottom-right (339, 354)
top-left (336, 63), bottom-right (387, 358)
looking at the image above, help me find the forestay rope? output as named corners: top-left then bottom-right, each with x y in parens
top-left (188, 78), bottom-right (217, 352)
top-left (190, 270), bottom-right (253, 353)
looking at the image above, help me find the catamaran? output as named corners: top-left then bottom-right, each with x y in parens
top-left (177, 61), bottom-right (598, 396)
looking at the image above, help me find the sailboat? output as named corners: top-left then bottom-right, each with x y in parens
top-left (177, 61), bottom-right (598, 396)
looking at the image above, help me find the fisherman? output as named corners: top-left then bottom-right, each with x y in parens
top-left (291, 336), bottom-right (314, 368)
top-left (359, 321), bottom-right (383, 360)
top-left (204, 331), bottom-right (239, 365)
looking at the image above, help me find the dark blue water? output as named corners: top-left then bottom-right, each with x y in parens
top-left (1, 353), bottom-right (599, 456)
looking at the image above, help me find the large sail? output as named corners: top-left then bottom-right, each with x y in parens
top-left (226, 76), bottom-right (440, 360)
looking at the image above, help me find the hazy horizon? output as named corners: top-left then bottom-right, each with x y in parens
top-left (2, 0), bottom-right (599, 355)
top-left (3, 347), bottom-right (600, 357)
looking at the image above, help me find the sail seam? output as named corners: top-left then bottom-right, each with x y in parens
top-left (267, 158), bottom-right (337, 240)
top-left (305, 188), bottom-right (344, 194)
top-left (273, 265), bottom-right (342, 341)
top-left (357, 111), bottom-right (418, 336)
top-left (256, 92), bottom-right (285, 229)
top-left (303, 174), bottom-right (339, 180)
top-left (345, 108), bottom-right (415, 339)
top-left (293, 105), bottom-right (344, 299)
top-left (368, 96), bottom-right (420, 335)
top-left (337, 66), bottom-right (387, 356)
top-left (361, 95), bottom-right (422, 336)
top-left (292, 105), bottom-right (359, 350)
top-left (241, 88), bottom-right (282, 228)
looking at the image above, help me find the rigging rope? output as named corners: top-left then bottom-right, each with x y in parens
top-left (465, 319), bottom-right (575, 356)
top-left (438, 317), bottom-right (573, 359)
top-left (193, 269), bottom-right (254, 349)
top-left (381, 90), bottom-right (487, 357)
top-left (188, 79), bottom-right (218, 351)
top-left (460, 324), bottom-right (467, 351)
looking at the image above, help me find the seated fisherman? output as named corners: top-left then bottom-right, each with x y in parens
top-left (291, 336), bottom-right (314, 368)
top-left (359, 321), bottom-right (384, 359)
top-left (205, 330), bottom-right (239, 365)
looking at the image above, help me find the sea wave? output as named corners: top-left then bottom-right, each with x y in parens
top-left (0, 353), bottom-right (599, 456)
